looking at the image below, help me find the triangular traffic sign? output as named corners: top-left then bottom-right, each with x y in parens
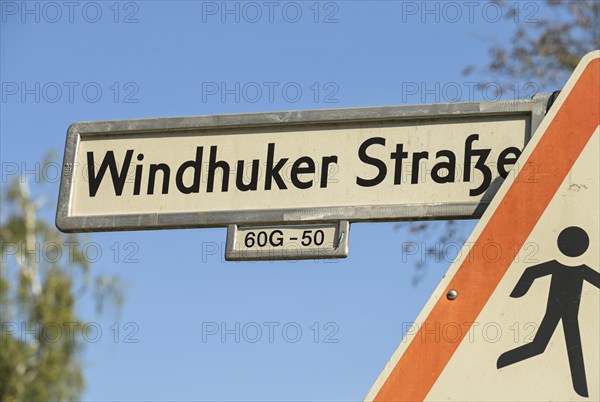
top-left (366, 50), bottom-right (600, 401)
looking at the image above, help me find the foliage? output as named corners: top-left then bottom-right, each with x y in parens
top-left (466, 0), bottom-right (600, 90)
top-left (408, 0), bottom-right (599, 284)
top-left (0, 163), bottom-right (124, 401)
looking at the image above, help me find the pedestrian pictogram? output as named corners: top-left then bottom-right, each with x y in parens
top-left (497, 226), bottom-right (600, 397)
top-left (365, 50), bottom-right (600, 401)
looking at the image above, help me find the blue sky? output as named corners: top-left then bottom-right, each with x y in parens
top-left (1, 1), bottom-right (566, 400)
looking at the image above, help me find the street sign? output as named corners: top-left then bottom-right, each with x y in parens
top-left (56, 97), bottom-right (548, 233)
top-left (365, 51), bottom-right (600, 401)
top-left (225, 221), bottom-right (349, 261)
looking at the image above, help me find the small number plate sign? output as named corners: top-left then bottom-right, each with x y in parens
top-left (225, 221), bottom-right (349, 261)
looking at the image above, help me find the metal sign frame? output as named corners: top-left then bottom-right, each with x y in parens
top-left (225, 221), bottom-right (350, 261)
top-left (56, 95), bottom-right (550, 233)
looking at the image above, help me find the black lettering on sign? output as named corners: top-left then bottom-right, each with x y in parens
top-left (355, 134), bottom-right (522, 195)
top-left (83, 134), bottom-right (522, 198)
top-left (87, 150), bottom-right (133, 197)
top-left (356, 137), bottom-right (387, 187)
top-left (84, 144), bottom-right (339, 196)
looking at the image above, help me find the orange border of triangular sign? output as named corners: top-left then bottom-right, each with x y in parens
top-left (365, 50), bottom-right (600, 402)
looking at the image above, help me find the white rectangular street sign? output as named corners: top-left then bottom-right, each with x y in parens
top-left (225, 221), bottom-right (349, 261)
top-left (57, 96), bottom-right (549, 233)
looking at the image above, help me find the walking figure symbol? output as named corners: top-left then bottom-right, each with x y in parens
top-left (497, 226), bottom-right (600, 397)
